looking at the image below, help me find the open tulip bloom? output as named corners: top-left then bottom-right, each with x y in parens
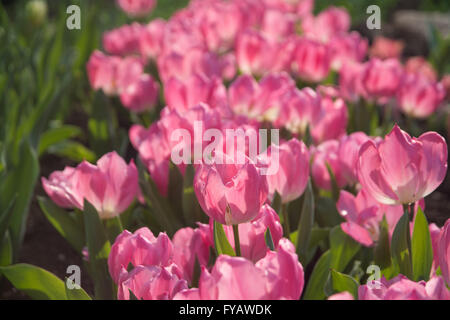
top-left (2, 0), bottom-right (450, 304)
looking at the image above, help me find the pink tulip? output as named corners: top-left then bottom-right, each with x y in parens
top-left (276, 87), bottom-right (321, 136)
top-left (397, 73), bottom-right (445, 119)
top-left (86, 51), bottom-right (122, 96)
top-left (301, 7), bottom-right (350, 43)
top-left (338, 132), bottom-right (371, 184)
top-left (405, 56), bottom-right (437, 81)
top-left (139, 19), bottom-right (166, 60)
top-left (361, 58), bottom-right (403, 99)
top-left (358, 275), bottom-right (449, 300)
top-left (129, 123), bottom-right (170, 196)
top-left (262, 139), bottom-right (310, 203)
top-left (357, 124), bottom-right (448, 205)
top-left (218, 204), bottom-right (284, 262)
top-left (429, 223), bottom-right (441, 276)
top-left (175, 238), bottom-right (304, 300)
top-left (442, 74), bottom-right (450, 100)
top-left (337, 189), bottom-right (403, 246)
top-left (338, 60), bottom-right (366, 102)
top-left (108, 227), bottom-right (173, 283)
top-left (293, 37), bottom-right (330, 82)
top-left (311, 96), bottom-right (348, 144)
top-left (118, 265), bottom-right (187, 300)
top-left (194, 152), bottom-right (268, 225)
top-left (172, 224), bottom-right (213, 284)
top-left (42, 166), bottom-right (83, 209)
top-left (328, 291), bottom-right (355, 300)
top-left (328, 32), bottom-right (368, 71)
top-left (438, 219), bottom-right (450, 285)
top-left (228, 75), bottom-right (259, 117)
top-left (311, 140), bottom-right (346, 190)
top-left (103, 23), bottom-right (143, 56)
top-left (120, 74), bottom-right (159, 112)
top-left (117, 0), bottom-right (156, 17)
top-left (235, 30), bottom-right (274, 76)
top-left (261, 9), bottom-right (296, 41)
top-left (369, 36), bottom-right (404, 60)
top-left (164, 74), bottom-right (228, 115)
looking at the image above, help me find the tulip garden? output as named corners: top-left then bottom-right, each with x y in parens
top-left (0, 0), bottom-right (450, 302)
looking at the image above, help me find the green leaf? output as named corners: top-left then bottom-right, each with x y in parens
top-left (315, 196), bottom-right (343, 227)
top-left (0, 232), bottom-right (12, 267)
top-left (38, 125), bottom-right (82, 155)
top-left (303, 250), bottom-right (331, 300)
top-left (271, 192), bottom-right (282, 214)
top-left (330, 269), bottom-right (359, 298)
top-left (46, 140), bottom-right (96, 163)
top-left (265, 228), bottom-right (275, 251)
top-left (213, 220), bottom-right (235, 257)
top-left (0, 263), bottom-right (67, 300)
top-left (0, 195), bottom-right (17, 241)
top-left (391, 211), bottom-right (412, 279)
top-left (374, 215), bottom-right (391, 270)
top-left (412, 207), bottom-right (433, 281)
top-left (83, 200), bottom-right (114, 300)
top-left (325, 162), bottom-right (340, 202)
top-left (329, 226), bottom-right (361, 272)
top-left (182, 164), bottom-right (203, 226)
top-left (38, 197), bottom-right (85, 252)
top-left (296, 179), bottom-right (314, 264)
top-left (65, 278), bottom-right (92, 300)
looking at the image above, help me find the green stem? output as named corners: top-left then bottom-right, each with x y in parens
top-left (281, 203), bottom-right (290, 238)
top-left (233, 224), bottom-right (241, 256)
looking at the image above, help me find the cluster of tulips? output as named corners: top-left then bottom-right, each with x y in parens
top-left (40, 0), bottom-right (450, 300)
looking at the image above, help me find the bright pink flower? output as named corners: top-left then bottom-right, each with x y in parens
top-left (429, 223), bottom-right (441, 276)
top-left (42, 167), bottom-right (83, 209)
top-left (175, 238), bottom-right (304, 300)
top-left (338, 60), bottom-right (366, 102)
top-left (235, 30), bottom-right (274, 76)
top-left (129, 123), bottom-right (170, 196)
top-left (293, 37), bottom-right (330, 82)
top-left (139, 19), bottom-right (166, 60)
top-left (358, 275), bottom-right (450, 300)
top-left (120, 74), bottom-right (159, 112)
top-left (276, 87), bottom-right (321, 135)
top-left (103, 23), bottom-right (143, 56)
top-left (338, 132), bottom-right (371, 184)
top-left (86, 50), bottom-right (122, 96)
top-left (357, 124), bottom-right (448, 205)
top-left (108, 227), bottom-right (173, 283)
top-left (311, 96), bottom-right (348, 144)
top-left (263, 139), bottom-right (310, 203)
top-left (218, 204), bottom-right (283, 262)
top-left (261, 10), bottom-right (296, 41)
top-left (172, 224), bottom-right (213, 284)
top-left (117, 0), bottom-right (156, 17)
top-left (228, 75), bottom-right (259, 117)
top-left (301, 6), bottom-right (350, 43)
top-left (438, 219), bottom-right (450, 285)
top-left (405, 56), bottom-right (437, 81)
top-left (194, 153), bottom-right (268, 225)
top-left (118, 265), bottom-right (187, 300)
top-left (369, 36), bottom-right (404, 60)
top-left (328, 291), bottom-right (354, 300)
top-left (164, 74), bottom-right (228, 115)
top-left (311, 140), bottom-right (346, 190)
top-left (361, 58), bottom-right (404, 99)
top-left (337, 189), bottom-right (403, 246)
top-left (396, 73), bottom-right (445, 119)
top-left (328, 32), bottom-right (368, 71)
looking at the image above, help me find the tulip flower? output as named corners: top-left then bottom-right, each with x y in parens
top-left (338, 132), bottom-right (371, 185)
top-left (86, 51), bottom-right (122, 96)
top-left (357, 124), bottom-right (448, 205)
top-left (235, 30), bottom-right (274, 76)
top-left (139, 19), bottom-right (166, 60)
top-left (396, 73), bottom-right (445, 119)
top-left (311, 96), bottom-right (348, 144)
top-left (262, 139), bottom-right (310, 204)
top-left (118, 265), bottom-right (187, 300)
top-left (300, 6), bottom-right (350, 43)
top-left (117, 0), bottom-right (156, 17)
top-left (108, 227), bottom-right (173, 283)
top-left (261, 9), bottom-right (296, 41)
top-left (328, 32), bottom-right (368, 71)
top-left (174, 238), bottom-right (304, 300)
top-left (194, 152), bottom-right (268, 225)
top-left (120, 73), bottom-right (159, 112)
top-left (358, 275), bottom-right (450, 300)
top-left (228, 75), bottom-right (259, 117)
top-left (217, 204), bottom-right (284, 262)
top-left (293, 37), bottom-right (330, 83)
top-left (328, 292), bottom-right (355, 300)
top-left (361, 58), bottom-right (403, 99)
top-left (405, 56), bottom-right (437, 81)
top-left (42, 166), bottom-right (83, 209)
top-left (338, 60), bottom-right (366, 102)
top-left (311, 140), bottom-right (347, 190)
top-left (103, 23), bottom-right (143, 56)
top-left (438, 219), bottom-right (450, 285)
top-left (369, 36), bottom-right (404, 60)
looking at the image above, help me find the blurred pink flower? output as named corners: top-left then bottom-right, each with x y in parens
top-left (117, 0), bottom-right (156, 17)
top-left (139, 19), bottom-right (166, 60)
top-left (361, 58), bottom-right (404, 100)
top-left (293, 37), bottom-right (330, 82)
top-left (311, 96), bottom-right (348, 144)
top-left (103, 23), bottom-right (144, 56)
top-left (120, 74), bottom-right (159, 112)
top-left (438, 219), bottom-right (450, 285)
top-left (311, 140), bottom-right (347, 190)
top-left (338, 132), bottom-right (371, 184)
top-left (405, 56), bottom-right (437, 81)
top-left (369, 36), bottom-right (404, 60)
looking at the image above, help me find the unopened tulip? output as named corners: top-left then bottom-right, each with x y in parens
top-left (357, 124), bottom-right (448, 205)
top-left (338, 132), bottom-right (371, 184)
top-left (235, 30), bottom-right (273, 76)
top-left (311, 140), bottom-right (346, 190)
top-left (117, 0), bottom-right (156, 17)
top-left (361, 58), bottom-right (403, 99)
top-left (311, 96), bottom-right (348, 144)
top-left (228, 75), bottom-right (259, 117)
top-left (397, 73), bottom-right (445, 119)
top-left (194, 153), bottom-right (268, 225)
top-left (120, 74), bottom-right (159, 112)
top-left (293, 37), bottom-right (330, 82)
top-left (338, 60), bottom-right (366, 102)
top-left (438, 219), bottom-right (450, 285)
top-left (108, 227), bottom-right (173, 283)
top-left (118, 265), bottom-right (187, 300)
top-left (86, 51), bottom-right (122, 96)
top-left (139, 19), bottom-right (166, 60)
top-left (301, 6), bottom-right (350, 43)
top-left (263, 139), bottom-right (310, 203)
top-left (103, 23), bottom-right (143, 56)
